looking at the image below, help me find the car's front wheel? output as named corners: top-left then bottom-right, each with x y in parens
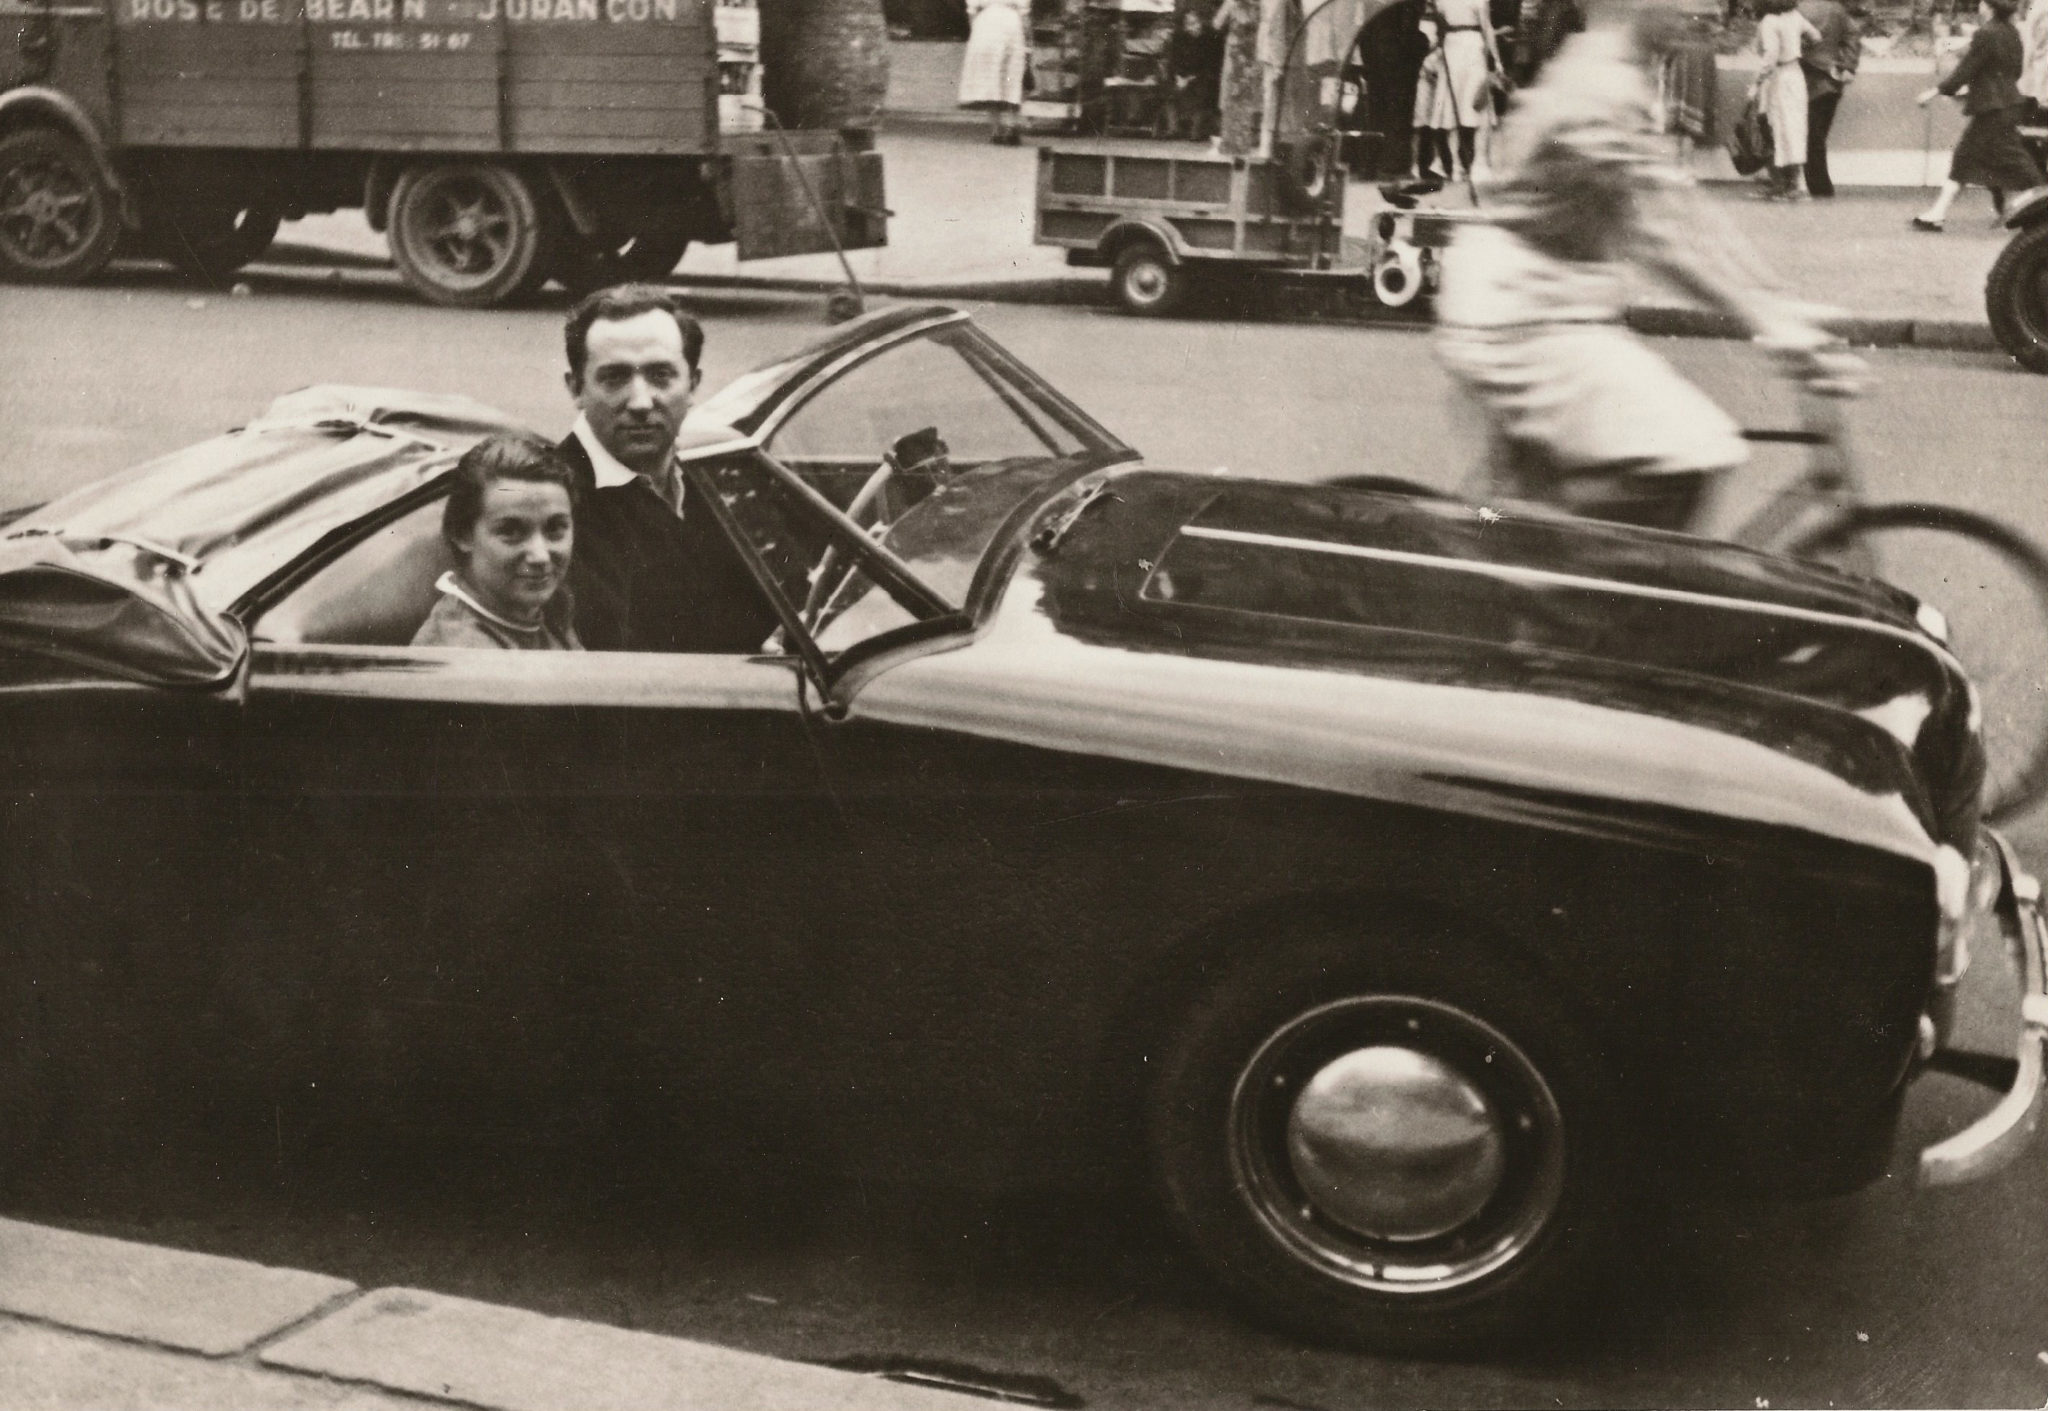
top-left (1148, 918), bottom-right (1623, 1356)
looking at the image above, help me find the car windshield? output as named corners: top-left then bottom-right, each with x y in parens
top-left (697, 320), bottom-right (1128, 661)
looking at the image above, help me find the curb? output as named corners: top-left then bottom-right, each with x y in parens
top-left (252, 242), bottom-right (2003, 355)
top-left (0, 1218), bottom-right (979, 1411)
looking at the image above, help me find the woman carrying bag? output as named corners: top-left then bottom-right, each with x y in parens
top-left (1418, 0), bottom-right (1506, 179)
top-left (1753, 0), bottom-right (1821, 199)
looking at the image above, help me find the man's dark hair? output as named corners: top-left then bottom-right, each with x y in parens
top-left (1982, 0), bottom-right (2017, 19)
top-left (442, 432), bottom-right (578, 549)
top-left (563, 284), bottom-right (704, 384)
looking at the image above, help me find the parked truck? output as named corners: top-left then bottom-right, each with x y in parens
top-left (0, 0), bottom-right (885, 305)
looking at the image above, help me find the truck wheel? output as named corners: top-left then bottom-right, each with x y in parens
top-left (1112, 245), bottom-right (1190, 318)
top-left (1149, 919), bottom-right (1624, 1355)
top-left (1987, 223), bottom-right (2048, 375)
top-left (388, 162), bottom-right (551, 309)
top-left (0, 128), bottom-right (121, 285)
top-left (149, 203), bottom-right (281, 286)
top-left (552, 229), bottom-right (689, 297)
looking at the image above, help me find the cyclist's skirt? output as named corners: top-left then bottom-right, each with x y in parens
top-left (1435, 225), bottom-right (1747, 479)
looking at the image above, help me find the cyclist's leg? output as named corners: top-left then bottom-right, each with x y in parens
top-left (1439, 321), bottom-right (1742, 531)
top-left (1556, 468), bottom-right (1716, 532)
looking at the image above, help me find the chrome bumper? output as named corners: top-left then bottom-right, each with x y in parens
top-left (1918, 833), bottom-right (2048, 1186)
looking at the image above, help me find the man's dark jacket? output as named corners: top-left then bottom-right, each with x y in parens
top-left (556, 432), bottom-right (781, 654)
top-left (1797, 0), bottom-right (1860, 98)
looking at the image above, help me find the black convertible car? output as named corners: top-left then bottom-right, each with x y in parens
top-left (1, 305), bottom-right (2041, 1355)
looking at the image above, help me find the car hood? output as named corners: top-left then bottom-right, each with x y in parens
top-left (852, 468), bottom-right (1980, 860)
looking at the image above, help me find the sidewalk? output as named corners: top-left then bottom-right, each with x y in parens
top-left (267, 118), bottom-right (2017, 348)
top-left (0, 1218), bottom-right (979, 1411)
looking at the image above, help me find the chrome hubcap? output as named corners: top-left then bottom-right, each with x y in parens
top-left (1229, 995), bottom-right (1566, 1296)
top-left (1126, 263), bottom-right (1167, 302)
top-left (1286, 1045), bottom-right (1505, 1242)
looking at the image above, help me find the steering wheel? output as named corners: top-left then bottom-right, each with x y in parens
top-left (800, 454), bottom-right (897, 631)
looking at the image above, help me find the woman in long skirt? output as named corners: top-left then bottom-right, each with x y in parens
top-left (959, 0), bottom-right (1029, 145)
top-left (1915, 0), bottom-right (2046, 227)
top-left (1753, 0), bottom-right (1820, 199)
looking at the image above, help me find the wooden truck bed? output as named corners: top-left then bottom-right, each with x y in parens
top-left (112, 0), bottom-right (717, 154)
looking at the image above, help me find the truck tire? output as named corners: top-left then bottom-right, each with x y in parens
top-left (0, 128), bottom-right (121, 285)
top-left (148, 203), bottom-right (281, 287)
top-left (552, 229), bottom-right (689, 297)
top-left (1112, 244), bottom-right (1191, 318)
top-left (1986, 222), bottom-right (2048, 375)
top-left (388, 162), bottom-right (552, 309)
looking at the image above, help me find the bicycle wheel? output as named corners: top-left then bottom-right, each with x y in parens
top-left (1790, 503), bottom-right (2048, 824)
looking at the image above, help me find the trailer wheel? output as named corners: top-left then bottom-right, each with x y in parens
top-left (0, 128), bottom-right (121, 285)
top-left (388, 162), bottom-right (551, 309)
top-left (552, 229), bottom-right (689, 297)
top-left (1113, 244), bottom-right (1190, 318)
top-left (149, 203), bottom-right (281, 286)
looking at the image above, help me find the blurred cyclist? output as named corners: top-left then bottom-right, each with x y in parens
top-left (1434, 0), bottom-right (1862, 532)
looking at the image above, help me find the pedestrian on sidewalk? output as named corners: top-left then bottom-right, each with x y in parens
top-left (1167, 4), bottom-right (1226, 139)
top-left (1413, 0), bottom-right (1504, 178)
top-left (1797, 0), bottom-right (1860, 195)
top-left (959, 0), bottom-right (1029, 145)
top-left (1754, 0), bottom-right (1821, 199)
top-left (1914, 0), bottom-right (2045, 228)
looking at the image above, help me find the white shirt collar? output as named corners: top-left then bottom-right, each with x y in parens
top-left (570, 414), bottom-right (642, 490)
top-left (433, 571), bottom-right (546, 633)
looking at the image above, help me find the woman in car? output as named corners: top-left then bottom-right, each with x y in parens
top-left (412, 433), bottom-right (582, 650)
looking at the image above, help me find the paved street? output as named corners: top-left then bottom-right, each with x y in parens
top-left (5, 272), bottom-right (2048, 1409)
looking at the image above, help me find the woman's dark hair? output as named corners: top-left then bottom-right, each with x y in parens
top-left (441, 432), bottom-right (577, 549)
top-left (1982, 0), bottom-right (2018, 20)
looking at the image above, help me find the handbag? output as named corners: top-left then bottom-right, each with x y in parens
top-left (1727, 88), bottom-right (1773, 175)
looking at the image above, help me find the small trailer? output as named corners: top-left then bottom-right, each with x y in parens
top-left (0, 0), bottom-right (884, 306)
top-left (1033, 139), bottom-right (1465, 318)
top-left (1031, 0), bottom-right (1491, 319)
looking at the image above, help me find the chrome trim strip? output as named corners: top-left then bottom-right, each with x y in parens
top-left (1177, 524), bottom-right (1961, 665)
top-left (1919, 832), bottom-right (2048, 1186)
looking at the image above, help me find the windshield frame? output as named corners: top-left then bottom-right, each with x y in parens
top-left (748, 320), bottom-right (1129, 463)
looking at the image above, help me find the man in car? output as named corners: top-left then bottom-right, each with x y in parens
top-left (559, 284), bottom-right (781, 653)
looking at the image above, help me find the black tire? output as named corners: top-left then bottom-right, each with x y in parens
top-left (1986, 222), bottom-right (2048, 375)
top-left (387, 162), bottom-right (552, 309)
top-left (1790, 502), bottom-right (2048, 823)
top-left (552, 228), bottom-right (689, 297)
top-left (1148, 916), bottom-right (1623, 1356)
top-left (147, 202), bottom-right (281, 286)
top-left (1112, 244), bottom-right (1190, 318)
top-left (0, 128), bottom-right (121, 285)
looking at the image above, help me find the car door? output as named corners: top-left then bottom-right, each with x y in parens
top-left (235, 522), bottom-right (847, 1115)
